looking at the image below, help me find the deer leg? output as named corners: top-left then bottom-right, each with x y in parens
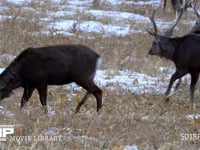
top-left (75, 92), bottom-right (91, 113)
top-left (165, 70), bottom-right (187, 101)
top-left (93, 84), bottom-right (102, 112)
top-left (175, 78), bottom-right (182, 91)
top-left (190, 72), bottom-right (199, 111)
top-left (37, 84), bottom-right (48, 113)
top-left (21, 85), bottom-right (34, 108)
top-left (76, 80), bottom-right (102, 112)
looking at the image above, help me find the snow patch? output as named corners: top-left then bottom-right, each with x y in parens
top-left (124, 145), bottom-right (139, 150)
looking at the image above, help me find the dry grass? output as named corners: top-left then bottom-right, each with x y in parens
top-left (0, 0), bottom-right (200, 150)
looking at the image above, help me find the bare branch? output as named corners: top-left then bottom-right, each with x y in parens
top-left (193, 0), bottom-right (199, 17)
top-left (163, 0), bottom-right (167, 9)
top-left (188, 0), bottom-right (200, 34)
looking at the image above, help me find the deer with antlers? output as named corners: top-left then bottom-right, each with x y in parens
top-left (163, 1), bottom-right (200, 91)
top-left (148, 9), bottom-right (200, 110)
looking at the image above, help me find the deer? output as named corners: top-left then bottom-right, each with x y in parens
top-left (0, 45), bottom-right (102, 113)
top-left (147, 9), bottom-right (200, 110)
top-left (163, 0), bottom-right (197, 19)
top-left (166, 1), bottom-right (200, 90)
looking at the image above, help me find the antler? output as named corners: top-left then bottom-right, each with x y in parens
top-left (148, 9), bottom-right (157, 34)
top-left (164, 9), bottom-right (183, 37)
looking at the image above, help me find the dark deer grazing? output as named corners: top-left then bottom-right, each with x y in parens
top-left (0, 45), bottom-right (102, 113)
top-left (148, 10), bottom-right (200, 110)
top-left (163, 0), bottom-right (197, 19)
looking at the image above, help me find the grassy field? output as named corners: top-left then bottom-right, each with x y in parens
top-left (0, 0), bottom-right (200, 150)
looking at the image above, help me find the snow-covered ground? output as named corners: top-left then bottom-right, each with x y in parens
top-left (0, 0), bottom-right (188, 36)
top-left (0, 0), bottom-right (198, 149)
top-left (95, 70), bottom-right (168, 93)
